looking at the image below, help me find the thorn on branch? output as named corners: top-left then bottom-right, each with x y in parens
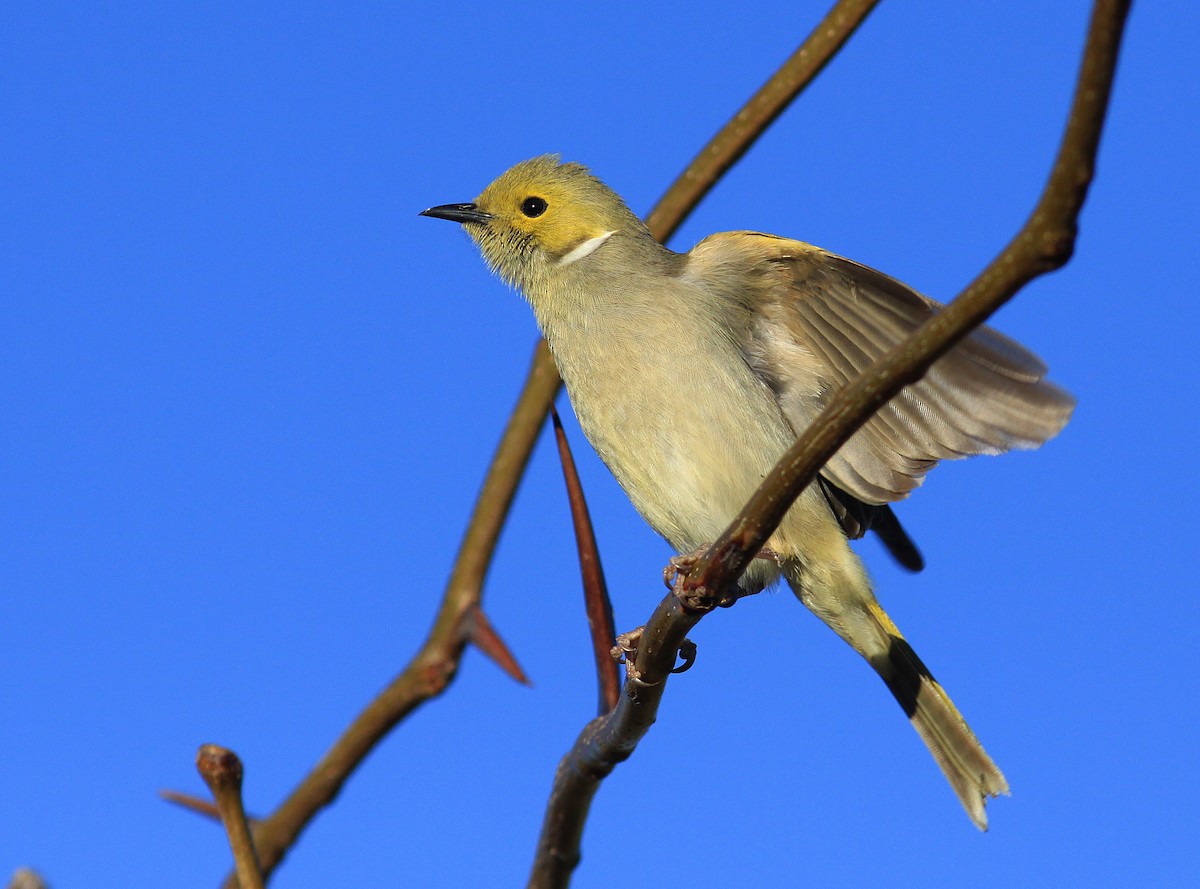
top-left (466, 606), bottom-right (531, 686)
top-left (160, 788), bottom-right (230, 822)
top-left (550, 405), bottom-right (621, 714)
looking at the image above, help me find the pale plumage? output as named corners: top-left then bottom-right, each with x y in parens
top-left (697, 233), bottom-right (1074, 503)
top-left (422, 155), bottom-right (1074, 830)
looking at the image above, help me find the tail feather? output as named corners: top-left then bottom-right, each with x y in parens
top-left (867, 602), bottom-right (1009, 830)
top-left (783, 555), bottom-right (1006, 828)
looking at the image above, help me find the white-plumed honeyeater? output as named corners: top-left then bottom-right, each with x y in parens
top-left (422, 155), bottom-right (1073, 830)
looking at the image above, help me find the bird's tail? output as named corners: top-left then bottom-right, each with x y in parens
top-left (863, 600), bottom-right (1009, 830)
top-left (784, 560), bottom-right (1008, 829)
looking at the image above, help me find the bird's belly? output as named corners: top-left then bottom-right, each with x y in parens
top-left (560, 336), bottom-right (800, 554)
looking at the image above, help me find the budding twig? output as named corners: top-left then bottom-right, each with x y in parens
top-left (197, 745), bottom-right (264, 889)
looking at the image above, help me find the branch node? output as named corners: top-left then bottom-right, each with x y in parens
top-left (1039, 226), bottom-right (1077, 268)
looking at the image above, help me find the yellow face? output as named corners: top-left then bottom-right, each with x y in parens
top-left (422, 155), bottom-right (648, 294)
top-left (448, 155), bottom-right (642, 292)
top-left (472, 156), bottom-right (617, 260)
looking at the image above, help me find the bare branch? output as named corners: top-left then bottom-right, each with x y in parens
top-left (644, 0), bottom-right (883, 243)
top-left (197, 745), bottom-right (263, 889)
top-left (684, 0), bottom-right (1131, 598)
top-left (219, 345), bottom-right (559, 887)
top-left (551, 407), bottom-right (620, 715)
top-left (160, 789), bottom-right (226, 822)
top-left (527, 1), bottom-right (1131, 885)
top-left (528, 594), bottom-right (709, 889)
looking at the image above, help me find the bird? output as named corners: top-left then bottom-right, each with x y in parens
top-left (421, 155), bottom-right (1074, 830)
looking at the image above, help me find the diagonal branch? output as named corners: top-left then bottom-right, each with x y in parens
top-left (527, 1), bottom-right (1131, 886)
top-left (220, 346), bottom-right (559, 887)
top-left (644, 0), bottom-right (882, 243)
top-left (220, 3), bottom-right (895, 885)
top-left (685, 0), bottom-right (1130, 596)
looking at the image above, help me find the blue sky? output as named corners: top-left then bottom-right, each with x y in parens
top-left (3, 3), bottom-right (1197, 887)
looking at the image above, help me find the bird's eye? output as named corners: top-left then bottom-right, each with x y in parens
top-left (521, 196), bottom-right (548, 218)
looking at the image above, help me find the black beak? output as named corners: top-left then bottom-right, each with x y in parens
top-left (419, 203), bottom-right (493, 225)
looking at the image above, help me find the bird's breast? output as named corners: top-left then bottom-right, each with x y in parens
top-left (538, 277), bottom-right (800, 553)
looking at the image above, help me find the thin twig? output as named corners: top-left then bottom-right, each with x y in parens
top-left (197, 745), bottom-right (264, 889)
top-left (527, 1), bottom-right (1131, 886)
top-left (160, 788), bottom-right (226, 822)
top-left (644, 0), bottom-right (882, 244)
top-left (220, 345), bottom-right (558, 887)
top-left (551, 407), bottom-right (620, 715)
top-left (528, 595), bottom-right (705, 889)
top-left (684, 0), bottom-right (1130, 597)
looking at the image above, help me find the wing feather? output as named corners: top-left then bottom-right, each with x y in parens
top-left (691, 233), bottom-right (1075, 505)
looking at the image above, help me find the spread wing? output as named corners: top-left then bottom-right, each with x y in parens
top-left (692, 232), bottom-right (1075, 506)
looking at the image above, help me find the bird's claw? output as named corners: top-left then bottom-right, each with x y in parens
top-left (610, 626), bottom-right (697, 677)
top-left (664, 544), bottom-right (782, 590)
top-left (663, 549), bottom-right (705, 589)
top-left (672, 639), bottom-right (697, 673)
top-left (611, 626), bottom-right (643, 663)
top-left (756, 546), bottom-right (783, 566)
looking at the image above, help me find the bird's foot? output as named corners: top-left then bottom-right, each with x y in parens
top-left (611, 626), bottom-right (642, 663)
top-left (664, 545), bottom-right (781, 609)
top-left (663, 548), bottom-right (705, 589)
top-left (611, 626), bottom-right (697, 676)
top-left (755, 546), bottom-right (783, 566)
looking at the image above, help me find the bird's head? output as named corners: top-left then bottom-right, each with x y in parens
top-left (421, 155), bottom-right (650, 295)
